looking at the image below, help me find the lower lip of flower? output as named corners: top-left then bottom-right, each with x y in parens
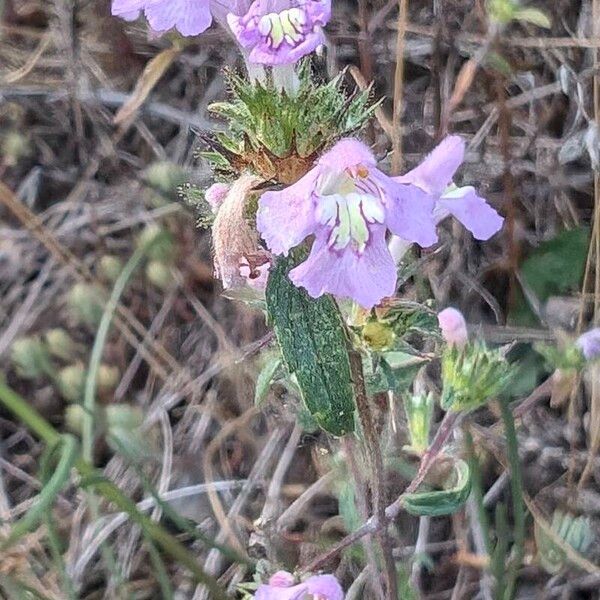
top-left (257, 7), bottom-right (310, 49)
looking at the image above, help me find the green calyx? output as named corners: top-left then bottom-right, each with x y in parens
top-left (203, 62), bottom-right (377, 184)
top-left (440, 342), bottom-right (515, 412)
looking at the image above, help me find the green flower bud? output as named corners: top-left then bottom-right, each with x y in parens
top-left (404, 393), bottom-right (434, 453)
top-left (11, 337), bottom-right (52, 379)
top-left (44, 328), bottom-right (77, 361)
top-left (105, 404), bottom-right (151, 460)
top-left (98, 255), bottom-right (123, 282)
top-left (97, 364), bottom-right (120, 393)
top-left (361, 321), bottom-right (395, 352)
top-left (143, 161), bottom-right (186, 195)
top-left (64, 404), bottom-right (86, 434)
top-left (67, 283), bottom-right (104, 328)
top-left (2, 131), bottom-right (30, 167)
top-left (57, 363), bottom-right (86, 402)
top-left (136, 224), bottom-right (175, 263)
top-left (440, 342), bottom-right (514, 412)
top-left (145, 260), bottom-right (173, 289)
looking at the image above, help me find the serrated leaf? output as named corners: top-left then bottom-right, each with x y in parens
top-left (403, 458), bottom-right (471, 516)
top-left (266, 254), bottom-right (355, 436)
top-left (254, 355), bottom-right (283, 406)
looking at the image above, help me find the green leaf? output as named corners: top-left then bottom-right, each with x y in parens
top-left (511, 227), bottom-right (590, 325)
top-left (513, 7), bottom-right (551, 28)
top-left (266, 254), bottom-right (355, 436)
top-left (403, 458), bottom-right (471, 517)
top-left (254, 355), bottom-right (283, 406)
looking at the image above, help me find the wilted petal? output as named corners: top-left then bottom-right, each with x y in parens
top-left (396, 136), bottom-right (465, 196)
top-left (256, 170), bottom-right (319, 256)
top-left (289, 227), bottom-right (397, 308)
top-left (145, 0), bottom-right (213, 35)
top-left (437, 186), bottom-right (503, 241)
top-left (205, 182), bottom-right (231, 213)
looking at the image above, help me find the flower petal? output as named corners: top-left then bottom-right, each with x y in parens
top-left (254, 582), bottom-right (308, 600)
top-left (256, 170), bottom-right (319, 255)
top-left (396, 135), bottom-right (465, 196)
top-left (306, 574), bottom-right (344, 600)
top-left (437, 186), bottom-right (503, 240)
top-left (144, 0), bottom-right (213, 35)
top-left (248, 29), bottom-right (325, 65)
top-left (318, 138), bottom-right (376, 172)
top-left (112, 0), bottom-right (146, 18)
top-left (576, 328), bottom-right (600, 361)
top-left (377, 175), bottom-right (438, 247)
top-left (289, 227), bottom-right (397, 308)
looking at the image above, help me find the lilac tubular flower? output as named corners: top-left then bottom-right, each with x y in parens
top-left (257, 138), bottom-right (438, 308)
top-left (227, 0), bottom-right (331, 65)
top-left (576, 328), bottom-right (600, 362)
top-left (394, 136), bottom-right (504, 241)
top-left (254, 570), bottom-right (344, 600)
top-left (111, 0), bottom-right (214, 36)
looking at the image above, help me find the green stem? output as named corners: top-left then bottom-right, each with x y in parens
top-left (0, 380), bottom-right (229, 600)
top-left (500, 398), bottom-right (526, 600)
top-left (83, 243), bottom-right (148, 463)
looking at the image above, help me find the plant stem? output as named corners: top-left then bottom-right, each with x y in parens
top-left (500, 398), bottom-right (525, 600)
top-left (302, 410), bottom-right (460, 574)
top-left (348, 350), bottom-right (398, 599)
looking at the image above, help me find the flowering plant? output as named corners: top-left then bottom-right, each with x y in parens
top-left (95, 2), bottom-right (598, 599)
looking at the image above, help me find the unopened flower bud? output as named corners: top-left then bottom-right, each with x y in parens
top-left (136, 224), bottom-right (174, 263)
top-left (438, 307), bottom-right (468, 347)
top-left (404, 393), bottom-right (434, 453)
top-left (145, 260), bottom-right (173, 289)
top-left (44, 328), bottom-right (77, 361)
top-left (205, 182), bottom-right (231, 213)
top-left (268, 571), bottom-right (295, 588)
top-left (11, 337), bottom-right (52, 379)
top-left (2, 131), bottom-right (30, 167)
top-left (361, 321), bottom-right (395, 351)
top-left (575, 328), bottom-right (600, 362)
top-left (99, 255), bottom-right (123, 282)
top-left (57, 364), bottom-right (86, 402)
top-left (143, 161), bottom-right (186, 195)
top-left (65, 404), bottom-right (85, 434)
top-left (68, 283), bottom-right (104, 328)
top-left (97, 364), bottom-right (120, 393)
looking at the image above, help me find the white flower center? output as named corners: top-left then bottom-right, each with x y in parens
top-left (258, 8), bottom-right (308, 49)
top-left (316, 190), bottom-right (385, 252)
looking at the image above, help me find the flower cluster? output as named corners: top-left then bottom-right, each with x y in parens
top-left (257, 137), bottom-right (503, 308)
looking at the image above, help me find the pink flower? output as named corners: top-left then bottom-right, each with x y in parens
top-left (256, 138), bottom-right (438, 308)
top-left (576, 328), bottom-right (600, 361)
top-left (438, 307), bottom-right (468, 347)
top-left (228, 0), bottom-right (331, 65)
top-left (254, 571), bottom-right (344, 600)
top-left (393, 136), bottom-right (503, 244)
